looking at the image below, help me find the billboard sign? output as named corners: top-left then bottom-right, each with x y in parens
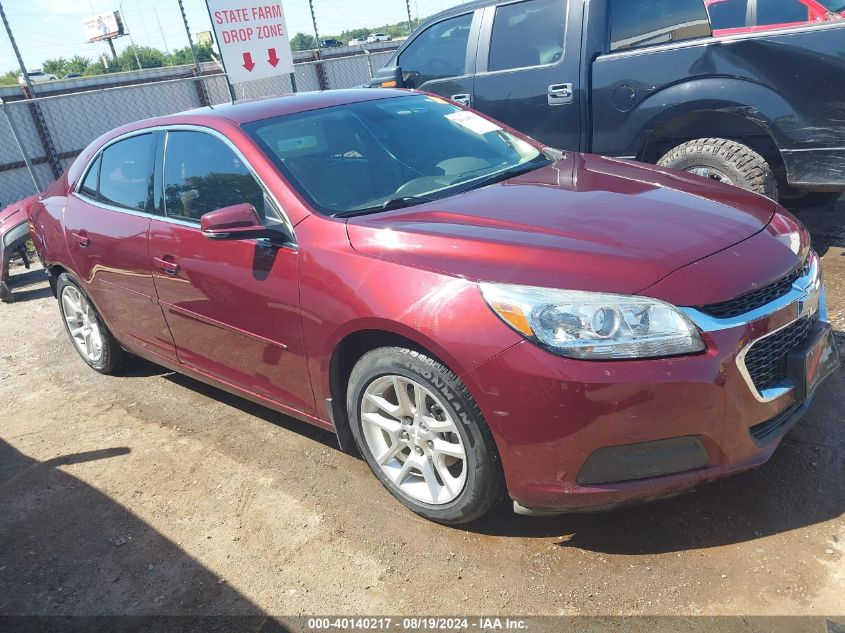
top-left (196, 30), bottom-right (214, 46)
top-left (206, 0), bottom-right (294, 84)
top-left (82, 11), bottom-right (124, 43)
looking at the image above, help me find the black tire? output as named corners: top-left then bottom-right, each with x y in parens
top-left (56, 273), bottom-right (122, 374)
top-left (657, 138), bottom-right (778, 201)
top-left (347, 347), bottom-right (505, 524)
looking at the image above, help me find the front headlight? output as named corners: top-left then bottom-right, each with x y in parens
top-left (479, 283), bottom-right (705, 360)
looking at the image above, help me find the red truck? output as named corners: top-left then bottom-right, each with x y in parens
top-left (706, 0), bottom-right (844, 34)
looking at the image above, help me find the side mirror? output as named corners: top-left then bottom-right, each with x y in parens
top-left (369, 65), bottom-right (405, 89)
top-left (200, 203), bottom-right (275, 241)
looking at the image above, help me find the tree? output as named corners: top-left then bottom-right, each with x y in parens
top-left (168, 42), bottom-right (215, 66)
top-left (42, 55), bottom-right (92, 77)
top-left (113, 45), bottom-right (167, 71)
top-left (290, 32), bottom-right (316, 51)
top-left (0, 70), bottom-right (18, 86)
top-left (42, 58), bottom-right (67, 76)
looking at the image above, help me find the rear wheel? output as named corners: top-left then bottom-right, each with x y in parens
top-left (57, 273), bottom-right (122, 374)
top-left (657, 138), bottom-right (778, 201)
top-left (347, 347), bottom-right (505, 524)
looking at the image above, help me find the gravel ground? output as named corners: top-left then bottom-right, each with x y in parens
top-left (0, 200), bottom-right (843, 619)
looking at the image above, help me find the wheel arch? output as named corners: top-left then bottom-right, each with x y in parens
top-left (620, 78), bottom-right (795, 179)
top-left (326, 326), bottom-right (456, 453)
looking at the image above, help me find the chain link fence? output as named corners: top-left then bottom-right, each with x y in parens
top-left (0, 49), bottom-right (396, 208)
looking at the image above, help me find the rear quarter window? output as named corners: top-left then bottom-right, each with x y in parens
top-left (610, 0), bottom-right (713, 51)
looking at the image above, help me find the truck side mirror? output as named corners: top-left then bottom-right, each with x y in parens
top-left (369, 65), bottom-right (405, 89)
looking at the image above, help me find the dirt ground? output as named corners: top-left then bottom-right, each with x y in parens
top-left (1, 200), bottom-right (844, 620)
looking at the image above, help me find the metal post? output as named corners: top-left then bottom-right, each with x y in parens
top-left (200, 0), bottom-right (237, 102)
top-left (405, 0), bottom-right (414, 34)
top-left (289, 72), bottom-right (298, 94)
top-left (107, 38), bottom-right (118, 61)
top-left (0, 0), bottom-right (36, 98)
top-left (309, 0), bottom-right (321, 54)
top-left (1, 99), bottom-right (41, 192)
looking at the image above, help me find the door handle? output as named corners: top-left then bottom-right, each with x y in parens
top-left (71, 230), bottom-right (90, 247)
top-left (451, 93), bottom-right (471, 106)
top-left (548, 83), bottom-right (574, 106)
top-left (153, 256), bottom-right (180, 276)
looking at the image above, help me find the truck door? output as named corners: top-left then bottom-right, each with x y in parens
top-left (394, 9), bottom-right (482, 107)
top-left (471, 0), bottom-right (583, 151)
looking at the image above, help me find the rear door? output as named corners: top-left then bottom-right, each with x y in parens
top-left (471, 0), bottom-right (583, 150)
top-left (394, 10), bottom-right (481, 106)
top-left (148, 127), bottom-right (314, 414)
top-left (64, 132), bottom-right (177, 361)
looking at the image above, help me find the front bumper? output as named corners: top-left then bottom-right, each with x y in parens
top-left (462, 268), bottom-right (839, 514)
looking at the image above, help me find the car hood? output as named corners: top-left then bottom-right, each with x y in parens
top-left (346, 153), bottom-right (776, 296)
top-left (0, 194), bottom-right (37, 234)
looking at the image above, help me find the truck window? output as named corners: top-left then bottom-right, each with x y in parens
top-left (398, 13), bottom-right (473, 87)
top-left (488, 0), bottom-right (567, 72)
top-left (706, 0), bottom-right (749, 30)
top-left (757, 0), bottom-right (810, 25)
top-left (610, 0), bottom-right (713, 51)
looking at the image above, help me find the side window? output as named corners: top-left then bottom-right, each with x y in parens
top-left (706, 0), bottom-right (750, 29)
top-left (79, 154), bottom-right (101, 200)
top-left (488, 0), bottom-right (567, 72)
top-left (610, 0), bottom-right (713, 51)
top-left (398, 13), bottom-right (473, 87)
top-left (163, 131), bottom-right (265, 224)
top-left (757, 0), bottom-right (809, 25)
top-left (99, 134), bottom-right (153, 211)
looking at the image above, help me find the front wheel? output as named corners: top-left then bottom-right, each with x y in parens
top-left (657, 138), bottom-right (778, 201)
top-left (347, 347), bottom-right (505, 524)
top-left (57, 273), bottom-right (122, 374)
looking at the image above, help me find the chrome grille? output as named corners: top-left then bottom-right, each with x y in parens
top-left (701, 259), bottom-right (810, 319)
top-left (744, 316), bottom-right (815, 391)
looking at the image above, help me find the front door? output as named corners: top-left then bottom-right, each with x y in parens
top-left (148, 128), bottom-right (314, 414)
top-left (395, 10), bottom-right (481, 107)
top-left (472, 0), bottom-right (583, 151)
top-left (64, 132), bottom-right (177, 361)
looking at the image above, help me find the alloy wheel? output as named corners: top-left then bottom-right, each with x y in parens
top-left (61, 285), bottom-right (103, 363)
top-left (360, 374), bottom-right (467, 505)
top-left (687, 165), bottom-right (734, 185)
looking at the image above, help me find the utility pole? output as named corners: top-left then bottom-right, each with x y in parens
top-left (405, 0), bottom-right (414, 35)
top-left (154, 10), bottom-right (171, 62)
top-left (199, 0), bottom-right (237, 102)
top-left (118, 0), bottom-right (143, 70)
top-left (0, 0), bottom-right (36, 97)
top-left (309, 0), bottom-right (321, 53)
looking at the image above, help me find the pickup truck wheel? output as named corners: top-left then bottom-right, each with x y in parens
top-left (347, 347), bottom-right (505, 524)
top-left (658, 138), bottom-right (778, 200)
top-left (56, 273), bottom-right (122, 374)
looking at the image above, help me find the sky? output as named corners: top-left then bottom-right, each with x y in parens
top-left (0, 0), bottom-right (467, 72)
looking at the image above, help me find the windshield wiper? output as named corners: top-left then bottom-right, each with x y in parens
top-left (333, 195), bottom-right (435, 218)
top-left (452, 158), bottom-right (550, 194)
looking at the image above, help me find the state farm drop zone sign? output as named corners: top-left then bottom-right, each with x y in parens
top-left (207, 0), bottom-right (295, 84)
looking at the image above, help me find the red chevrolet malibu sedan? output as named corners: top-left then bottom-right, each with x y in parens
top-left (29, 90), bottom-right (839, 524)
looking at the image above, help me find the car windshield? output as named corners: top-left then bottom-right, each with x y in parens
top-left (244, 94), bottom-right (549, 216)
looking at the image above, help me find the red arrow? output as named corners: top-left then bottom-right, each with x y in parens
top-left (242, 52), bottom-right (255, 72)
top-left (268, 48), bottom-right (279, 67)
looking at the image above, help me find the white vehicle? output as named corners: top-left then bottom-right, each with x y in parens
top-left (348, 37), bottom-right (367, 46)
top-left (18, 71), bottom-right (58, 85)
top-left (366, 33), bottom-right (391, 43)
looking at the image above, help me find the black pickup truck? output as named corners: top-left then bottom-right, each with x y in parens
top-left (369, 0), bottom-right (845, 205)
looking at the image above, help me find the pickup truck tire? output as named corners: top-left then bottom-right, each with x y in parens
top-left (347, 346), bottom-right (505, 524)
top-left (657, 138), bottom-right (778, 201)
top-left (56, 273), bottom-right (122, 374)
